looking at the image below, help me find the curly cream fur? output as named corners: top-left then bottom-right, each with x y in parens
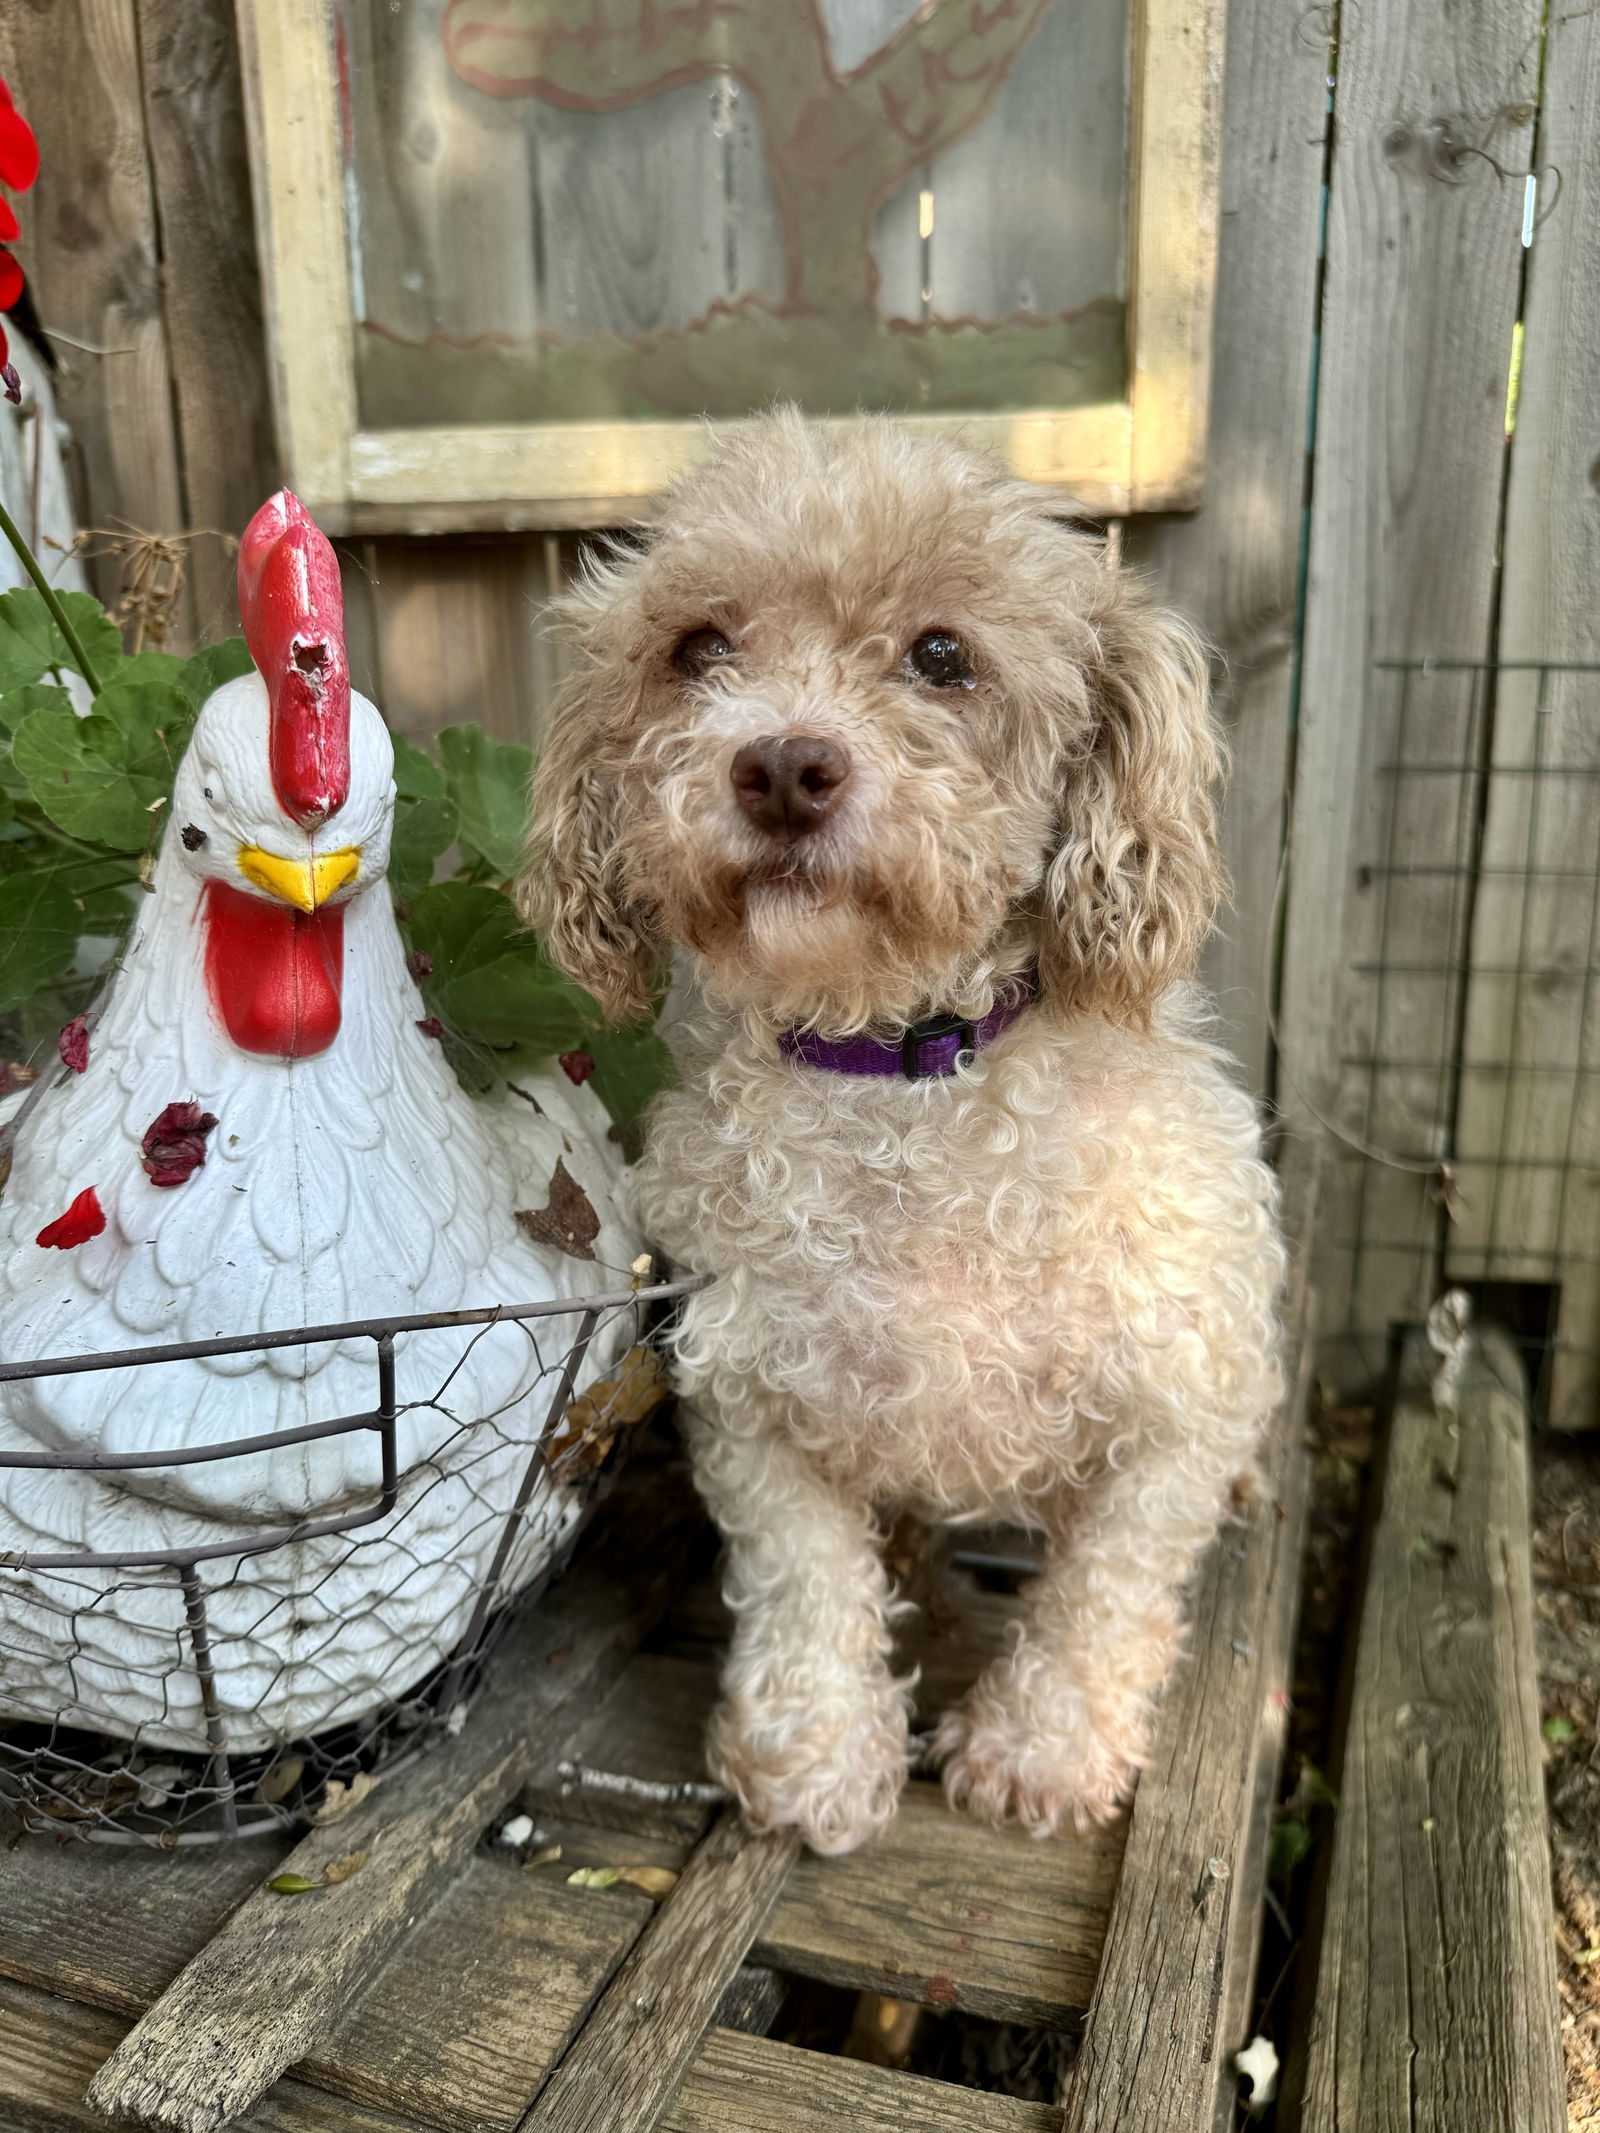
top-left (525, 412), bottom-right (1285, 1853)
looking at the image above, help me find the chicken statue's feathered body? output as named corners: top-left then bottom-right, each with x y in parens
top-left (0, 496), bottom-right (641, 1752)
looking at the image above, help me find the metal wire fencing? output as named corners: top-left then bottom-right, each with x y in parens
top-left (0, 1276), bottom-right (701, 1844)
top-left (1324, 658), bottom-right (1600, 1427)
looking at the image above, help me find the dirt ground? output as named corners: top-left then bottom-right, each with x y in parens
top-left (1531, 1435), bottom-right (1600, 2130)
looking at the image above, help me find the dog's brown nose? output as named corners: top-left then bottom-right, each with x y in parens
top-left (730, 735), bottom-right (851, 837)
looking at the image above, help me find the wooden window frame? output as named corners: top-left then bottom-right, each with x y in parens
top-left (238, 0), bottom-right (1224, 532)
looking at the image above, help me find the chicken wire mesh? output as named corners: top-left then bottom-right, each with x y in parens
top-left (0, 1276), bottom-right (702, 1845)
top-left (1322, 658), bottom-right (1600, 1428)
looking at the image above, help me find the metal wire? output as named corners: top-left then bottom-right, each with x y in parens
top-left (1330, 658), bottom-right (1600, 1427)
top-left (0, 1275), bottom-right (706, 1846)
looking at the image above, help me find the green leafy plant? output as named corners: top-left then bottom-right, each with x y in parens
top-left (0, 575), bottom-right (669, 1142)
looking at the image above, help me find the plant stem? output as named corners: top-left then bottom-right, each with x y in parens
top-left (0, 496), bottom-right (104, 695)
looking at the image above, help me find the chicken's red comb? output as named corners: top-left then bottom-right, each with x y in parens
top-left (237, 491), bottom-right (350, 828)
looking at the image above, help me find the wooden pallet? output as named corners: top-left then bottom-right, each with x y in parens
top-left (1289, 1324), bottom-right (1564, 2131)
top-left (0, 1153), bottom-right (1317, 2133)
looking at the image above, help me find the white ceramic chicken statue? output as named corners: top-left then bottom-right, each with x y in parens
top-left (0, 495), bottom-right (642, 1754)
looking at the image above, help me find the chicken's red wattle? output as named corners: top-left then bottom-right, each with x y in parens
top-left (203, 880), bottom-right (345, 1059)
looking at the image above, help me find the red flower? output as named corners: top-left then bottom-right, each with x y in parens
top-left (58, 1015), bottom-right (89, 1075)
top-left (558, 1050), bottom-right (597, 1086)
top-left (140, 1102), bottom-right (220, 1188)
top-left (416, 1016), bottom-right (445, 1039)
top-left (0, 82), bottom-right (40, 191)
top-left (37, 1186), bottom-right (106, 1250)
top-left (0, 77), bottom-right (38, 406)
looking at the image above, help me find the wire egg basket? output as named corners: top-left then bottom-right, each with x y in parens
top-left (0, 1276), bottom-right (702, 1847)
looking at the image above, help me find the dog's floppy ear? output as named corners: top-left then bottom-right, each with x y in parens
top-left (1038, 581), bottom-right (1225, 1022)
top-left (520, 676), bottom-right (661, 1022)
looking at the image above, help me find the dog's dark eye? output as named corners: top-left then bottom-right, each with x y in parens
top-left (672, 627), bottom-right (735, 678)
top-left (905, 631), bottom-right (976, 690)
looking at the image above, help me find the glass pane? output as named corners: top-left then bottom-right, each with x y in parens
top-left (336, 0), bottom-right (1129, 430)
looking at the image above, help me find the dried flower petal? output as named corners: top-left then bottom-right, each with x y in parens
top-left (558, 1050), bottom-right (597, 1085)
top-left (1, 357), bottom-right (17, 407)
top-left (140, 1102), bottom-right (220, 1188)
top-left (407, 950), bottom-right (433, 980)
top-left (58, 1015), bottom-right (88, 1074)
top-left (0, 1059), bottom-right (37, 1097)
top-left (416, 1016), bottom-right (444, 1039)
top-left (37, 1186), bottom-right (106, 1250)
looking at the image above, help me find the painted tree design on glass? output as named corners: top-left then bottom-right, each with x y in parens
top-left (340, 0), bottom-right (1128, 429)
top-left (441, 0), bottom-right (1052, 319)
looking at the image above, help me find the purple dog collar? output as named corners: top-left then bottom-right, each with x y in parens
top-left (778, 976), bottom-right (1038, 1081)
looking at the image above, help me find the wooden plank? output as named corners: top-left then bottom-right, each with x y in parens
top-left (0, 1974), bottom-right (414, 2133)
top-left (1446, 4), bottom-right (1600, 1430)
top-left (1294, 1328), bottom-right (1564, 2131)
top-left (1058, 1140), bottom-right (1319, 2131)
top-left (1275, 0), bottom-right (1541, 1388)
top-left (1129, 0), bottom-right (1329, 1093)
top-left (82, 1447), bottom-right (704, 2133)
top-left (519, 1810), bottom-right (800, 2133)
top-left (756, 1780), bottom-right (1121, 2029)
top-left (301, 1861), bottom-right (646, 2133)
top-left (667, 2026), bottom-right (1056, 2133)
top-left (0, 0), bottom-right (193, 640)
top-left (134, 0), bottom-right (277, 639)
top-left (359, 536), bottom-right (560, 752)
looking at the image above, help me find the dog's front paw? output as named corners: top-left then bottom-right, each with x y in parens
top-left (932, 1687), bottom-right (1143, 1838)
top-left (708, 1692), bottom-right (909, 1856)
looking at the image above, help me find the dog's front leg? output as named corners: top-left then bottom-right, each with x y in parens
top-left (935, 1463), bottom-right (1227, 1838)
top-left (684, 1404), bottom-right (910, 1855)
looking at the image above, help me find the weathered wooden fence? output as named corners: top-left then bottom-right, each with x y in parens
top-left (2, 0), bottom-right (1596, 1413)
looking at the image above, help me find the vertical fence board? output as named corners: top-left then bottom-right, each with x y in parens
top-left (1276, 0), bottom-right (1540, 1383)
top-left (1446, 9), bottom-right (1600, 1429)
top-left (1294, 1333), bottom-right (1564, 2132)
top-left (1128, 0), bottom-right (1328, 1095)
top-left (135, 0), bottom-right (276, 642)
top-left (354, 536), bottom-right (568, 755)
top-left (0, 0), bottom-right (193, 642)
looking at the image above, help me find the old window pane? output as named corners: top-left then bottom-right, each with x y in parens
top-left (334, 0), bottom-right (1129, 431)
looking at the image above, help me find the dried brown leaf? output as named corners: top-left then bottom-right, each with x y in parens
top-left (321, 1848), bottom-right (370, 1885)
top-left (309, 1770), bottom-right (377, 1825)
top-left (618, 1866), bottom-right (679, 1900)
top-left (516, 1159), bottom-right (600, 1261)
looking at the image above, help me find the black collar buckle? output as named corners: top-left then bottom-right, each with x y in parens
top-left (901, 1010), bottom-right (979, 1080)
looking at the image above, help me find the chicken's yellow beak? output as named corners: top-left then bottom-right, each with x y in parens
top-left (237, 845), bottom-right (360, 913)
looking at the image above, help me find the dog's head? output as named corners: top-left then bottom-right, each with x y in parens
top-left (524, 411), bottom-right (1223, 1034)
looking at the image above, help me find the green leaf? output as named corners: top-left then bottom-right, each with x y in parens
top-left (1544, 1713), bottom-right (1577, 1745)
top-left (388, 735), bottom-right (458, 904)
top-left (566, 1866), bottom-right (622, 1890)
top-left (72, 882), bottom-right (136, 938)
top-left (409, 881), bottom-right (600, 1054)
top-left (1267, 1818), bottom-right (1312, 1887)
top-left (0, 589), bottom-right (123, 692)
top-left (586, 1023), bottom-right (675, 1146)
top-left (392, 733), bottom-right (447, 802)
top-left (13, 675), bottom-right (194, 850)
top-left (0, 871), bottom-right (83, 1011)
top-left (177, 637), bottom-right (254, 709)
top-left (436, 724), bottom-right (533, 879)
top-left (268, 1872), bottom-right (326, 1895)
top-left (0, 680), bottom-right (73, 739)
